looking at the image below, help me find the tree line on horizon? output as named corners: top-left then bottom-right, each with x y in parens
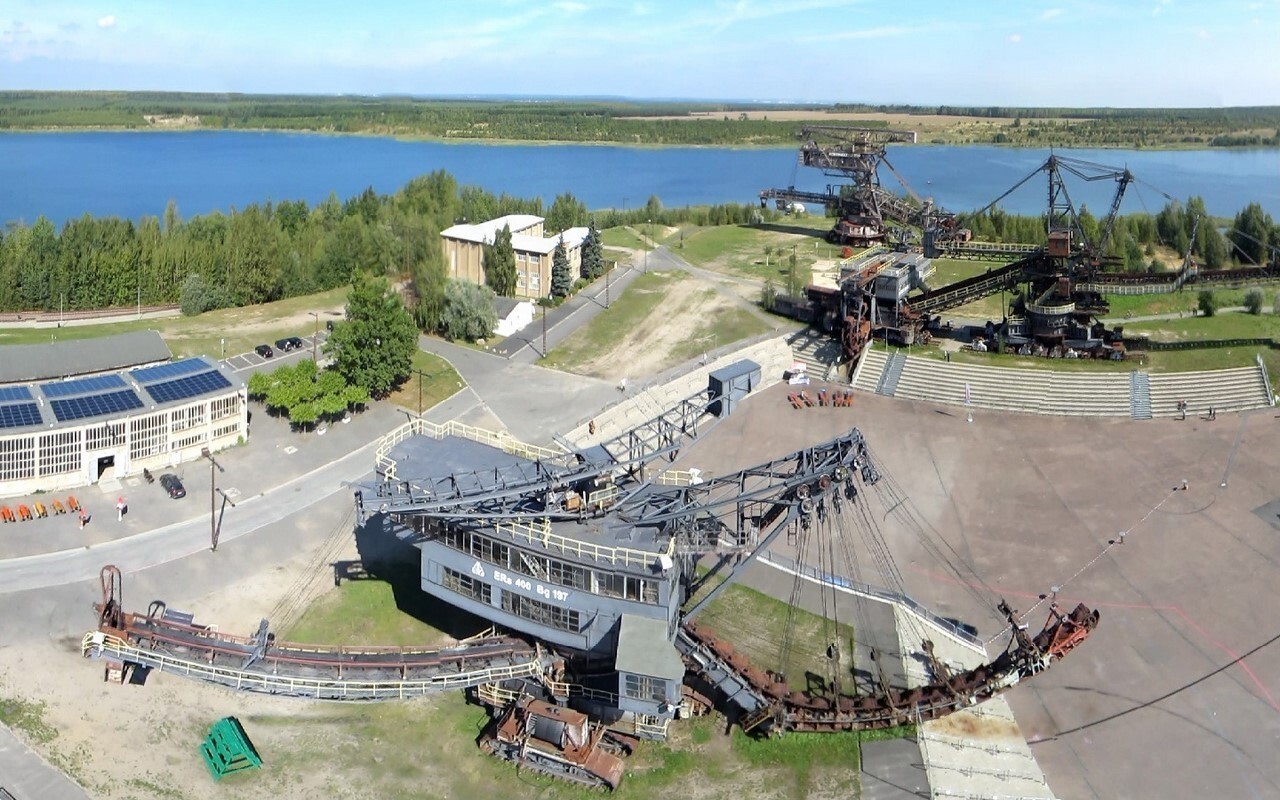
top-left (3, 92), bottom-right (1280, 149)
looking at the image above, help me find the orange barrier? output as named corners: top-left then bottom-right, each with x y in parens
top-left (32, 501), bottom-right (46, 518)
top-left (67, 495), bottom-right (80, 512)
top-left (0, 506), bottom-right (14, 523)
top-left (52, 499), bottom-right (67, 515)
top-left (17, 505), bottom-right (33, 521)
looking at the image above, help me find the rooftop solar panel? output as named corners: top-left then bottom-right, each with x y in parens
top-left (143, 370), bottom-right (233, 405)
top-left (131, 358), bottom-right (210, 385)
top-left (0, 386), bottom-right (33, 403)
top-left (41, 374), bottom-right (127, 399)
top-left (49, 389), bottom-right (144, 423)
top-left (0, 402), bottom-right (42, 429)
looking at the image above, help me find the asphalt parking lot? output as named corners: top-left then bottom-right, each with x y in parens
top-left (222, 329), bottom-right (331, 372)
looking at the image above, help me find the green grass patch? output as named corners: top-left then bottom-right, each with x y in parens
top-left (695, 580), bottom-right (855, 696)
top-left (0, 286), bottom-right (350, 358)
top-left (385, 349), bottom-right (465, 416)
top-left (283, 562), bottom-right (483, 647)
top-left (543, 270), bottom-right (684, 370)
top-left (0, 695), bottom-right (58, 745)
top-left (678, 220), bottom-right (831, 284)
top-left (601, 226), bottom-right (652, 251)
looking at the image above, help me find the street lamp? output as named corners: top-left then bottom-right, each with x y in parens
top-left (308, 312), bottom-right (319, 363)
top-left (200, 448), bottom-right (226, 552)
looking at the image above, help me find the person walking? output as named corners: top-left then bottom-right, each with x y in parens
top-left (79, 508), bottom-right (88, 529)
top-left (116, 496), bottom-right (126, 521)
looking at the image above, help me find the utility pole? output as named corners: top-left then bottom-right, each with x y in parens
top-left (409, 368), bottom-right (430, 416)
top-left (605, 265), bottom-right (611, 308)
top-left (541, 305), bottom-right (547, 357)
top-left (200, 448), bottom-right (226, 551)
top-left (308, 312), bottom-right (319, 363)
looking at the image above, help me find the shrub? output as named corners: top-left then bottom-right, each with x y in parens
top-left (1244, 289), bottom-right (1264, 315)
top-left (1197, 290), bottom-right (1218, 317)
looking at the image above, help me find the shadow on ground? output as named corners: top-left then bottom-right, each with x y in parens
top-left (350, 513), bottom-right (487, 640)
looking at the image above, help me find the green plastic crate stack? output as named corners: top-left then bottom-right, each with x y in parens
top-left (200, 716), bottom-right (263, 780)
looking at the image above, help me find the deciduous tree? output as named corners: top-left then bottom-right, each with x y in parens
top-left (326, 272), bottom-right (417, 398)
top-left (441, 279), bottom-right (498, 342)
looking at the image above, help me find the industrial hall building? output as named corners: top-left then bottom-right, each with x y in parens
top-left (441, 214), bottom-right (590, 299)
top-left (0, 330), bottom-right (248, 497)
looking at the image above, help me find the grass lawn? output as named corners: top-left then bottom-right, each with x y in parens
top-left (271, 559), bottom-right (886, 799)
top-left (0, 286), bottom-right (350, 358)
top-left (601, 226), bottom-right (652, 251)
top-left (544, 271), bottom-right (682, 370)
top-left (677, 219), bottom-right (833, 284)
top-left (384, 349), bottom-right (466, 416)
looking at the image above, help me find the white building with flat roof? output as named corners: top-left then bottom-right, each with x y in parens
top-left (441, 216), bottom-right (590, 299)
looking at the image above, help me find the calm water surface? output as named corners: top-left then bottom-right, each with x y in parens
top-left (2, 131), bottom-right (1277, 226)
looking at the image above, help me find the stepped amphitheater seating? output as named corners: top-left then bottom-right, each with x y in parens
top-left (851, 348), bottom-right (889, 393)
top-left (854, 350), bottom-right (1274, 418)
top-left (1148, 366), bottom-right (1274, 418)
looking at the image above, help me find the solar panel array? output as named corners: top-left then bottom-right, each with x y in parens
top-left (0, 386), bottom-right (33, 402)
top-left (143, 370), bottom-right (233, 405)
top-left (0, 402), bottom-right (41, 429)
top-left (50, 389), bottom-right (144, 423)
top-left (41, 374), bottom-right (127, 399)
top-left (131, 358), bottom-right (210, 385)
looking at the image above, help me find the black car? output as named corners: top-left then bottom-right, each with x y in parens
top-left (255, 344), bottom-right (274, 358)
top-left (285, 336), bottom-right (305, 350)
top-left (159, 473), bottom-right (186, 499)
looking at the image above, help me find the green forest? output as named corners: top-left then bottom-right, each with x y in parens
top-left (2, 92), bottom-right (1279, 148)
top-left (0, 171), bottom-right (766, 324)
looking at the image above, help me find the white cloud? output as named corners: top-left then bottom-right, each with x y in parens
top-left (1008, 32), bottom-right (1022, 43)
top-left (1197, 28), bottom-right (1210, 39)
top-left (97, 15), bottom-right (115, 28)
top-left (553, 1), bottom-right (588, 12)
top-left (1041, 8), bottom-right (1064, 20)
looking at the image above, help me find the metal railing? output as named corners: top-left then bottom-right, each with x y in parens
top-left (495, 518), bottom-right (674, 569)
top-left (376, 418), bottom-right (562, 480)
top-left (81, 632), bottom-right (540, 699)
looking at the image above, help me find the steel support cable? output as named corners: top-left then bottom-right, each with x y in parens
top-left (831, 497), bottom-right (882, 665)
top-left (778, 516), bottom-right (811, 681)
top-left (269, 505), bottom-right (357, 630)
top-left (847, 486), bottom-right (930, 648)
top-left (983, 486), bottom-right (1181, 647)
top-left (865, 455), bottom-right (1002, 620)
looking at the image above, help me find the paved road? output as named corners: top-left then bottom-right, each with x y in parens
top-left (0, 725), bottom-right (92, 800)
top-left (490, 264), bottom-right (644, 363)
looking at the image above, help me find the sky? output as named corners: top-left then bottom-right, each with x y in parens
top-left (2, 0), bottom-right (1279, 107)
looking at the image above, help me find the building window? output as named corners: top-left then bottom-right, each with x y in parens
top-left (597, 573), bottom-right (659, 604)
top-left (548, 560), bottom-right (591, 590)
top-left (0, 435), bottom-right (37, 481)
top-left (129, 412), bottom-right (168, 460)
top-left (501, 592), bottom-right (581, 632)
top-left (210, 394), bottom-right (240, 422)
top-left (39, 430), bottom-right (82, 476)
top-left (442, 566), bottom-right (492, 604)
top-left (624, 674), bottom-right (666, 703)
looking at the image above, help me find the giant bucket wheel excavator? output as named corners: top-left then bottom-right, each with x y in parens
top-left (762, 126), bottom-right (1280, 369)
top-left (86, 384), bottom-right (1100, 791)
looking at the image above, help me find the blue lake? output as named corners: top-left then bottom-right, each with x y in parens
top-left (2, 131), bottom-right (1278, 226)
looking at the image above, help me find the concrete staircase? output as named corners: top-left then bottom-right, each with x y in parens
top-left (851, 348), bottom-right (889, 393)
top-left (1147, 364), bottom-right (1274, 418)
top-left (787, 330), bottom-right (845, 382)
top-left (875, 353), bottom-right (906, 397)
top-left (1129, 371), bottom-right (1152, 420)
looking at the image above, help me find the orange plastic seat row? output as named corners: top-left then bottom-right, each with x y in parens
top-left (0, 506), bottom-right (14, 523)
top-left (52, 500), bottom-right (67, 514)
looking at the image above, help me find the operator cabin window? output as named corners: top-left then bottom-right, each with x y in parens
top-left (624, 674), bottom-right (666, 703)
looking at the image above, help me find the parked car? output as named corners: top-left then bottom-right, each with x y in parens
top-left (158, 473), bottom-right (186, 499)
top-left (285, 336), bottom-right (304, 350)
top-left (255, 344), bottom-right (274, 358)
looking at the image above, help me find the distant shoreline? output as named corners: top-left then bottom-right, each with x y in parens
top-left (3, 126), bottom-right (1277, 153)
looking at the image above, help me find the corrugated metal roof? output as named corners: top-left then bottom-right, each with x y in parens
top-left (441, 214), bottom-right (544, 245)
top-left (0, 330), bottom-right (172, 384)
